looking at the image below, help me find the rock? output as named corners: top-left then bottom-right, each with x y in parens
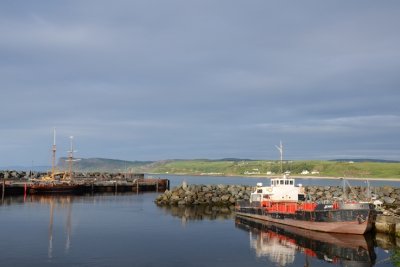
top-left (211, 197), bottom-right (221, 203)
top-left (202, 186), bottom-right (210, 192)
top-left (205, 193), bottom-right (213, 199)
top-left (217, 184), bottom-right (227, 190)
top-left (221, 195), bottom-right (231, 202)
top-left (170, 195), bottom-right (180, 201)
top-left (383, 197), bottom-right (396, 205)
top-left (382, 186), bottom-right (394, 196)
top-left (182, 180), bottom-right (188, 190)
top-left (393, 208), bottom-right (400, 216)
top-left (185, 197), bottom-right (194, 204)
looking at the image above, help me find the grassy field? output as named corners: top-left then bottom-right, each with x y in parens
top-left (147, 160), bottom-right (400, 179)
top-left (59, 158), bottom-right (400, 179)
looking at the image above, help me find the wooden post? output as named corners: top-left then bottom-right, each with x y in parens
top-left (156, 179), bottom-right (159, 193)
top-left (2, 180), bottom-right (5, 203)
top-left (24, 183), bottom-right (27, 200)
top-left (91, 182), bottom-right (94, 194)
top-left (115, 181), bottom-right (118, 194)
top-left (136, 179), bottom-right (139, 194)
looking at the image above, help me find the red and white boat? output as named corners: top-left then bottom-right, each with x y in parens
top-left (235, 175), bottom-right (377, 234)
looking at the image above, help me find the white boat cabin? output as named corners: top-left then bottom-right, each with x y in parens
top-left (250, 175), bottom-right (305, 203)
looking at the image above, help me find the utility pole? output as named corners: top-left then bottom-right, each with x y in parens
top-left (275, 141), bottom-right (283, 174)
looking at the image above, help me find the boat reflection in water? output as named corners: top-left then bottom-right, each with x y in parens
top-left (29, 195), bottom-right (74, 259)
top-left (235, 215), bottom-right (376, 267)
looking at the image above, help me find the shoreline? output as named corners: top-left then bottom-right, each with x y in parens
top-left (149, 173), bottom-right (400, 182)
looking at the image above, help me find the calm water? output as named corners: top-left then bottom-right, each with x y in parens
top-left (0, 192), bottom-right (398, 267)
top-left (150, 174), bottom-right (400, 188)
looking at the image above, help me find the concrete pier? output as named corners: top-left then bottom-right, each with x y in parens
top-left (0, 177), bottom-right (170, 196)
top-left (375, 214), bottom-right (400, 237)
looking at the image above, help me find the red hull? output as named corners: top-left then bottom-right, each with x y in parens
top-left (29, 184), bottom-right (81, 194)
top-left (236, 211), bottom-right (373, 234)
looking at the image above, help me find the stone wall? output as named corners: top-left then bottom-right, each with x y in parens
top-left (155, 183), bottom-right (400, 207)
top-left (155, 183), bottom-right (253, 206)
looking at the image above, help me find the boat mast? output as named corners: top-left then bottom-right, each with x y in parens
top-left (275, 141), bottom-right (283, 174)
top-left (51, 128), bottom-right (57, 179)
top-left (67, 136), bottom-right (76, 180)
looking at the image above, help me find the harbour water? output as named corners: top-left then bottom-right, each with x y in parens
top-left (1, 175), bottom-right (399, 266)
top-left (153, 173), bottom-right (400, 188)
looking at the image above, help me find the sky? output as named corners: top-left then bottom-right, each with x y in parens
top-left (1, 1), bottom-right (400, 166)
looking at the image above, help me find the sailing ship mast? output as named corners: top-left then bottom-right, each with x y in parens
top-left (51, 128), bottom-right (57, 180)
top-left (66, 136), bottom-right (78, 180)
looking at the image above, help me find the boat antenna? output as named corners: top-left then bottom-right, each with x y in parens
top-left (51, 128), bottom-right (57, 179)
top-left (275, 141), bottom-right (283, 174)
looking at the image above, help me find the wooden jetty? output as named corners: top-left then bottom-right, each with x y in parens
top-left (1, 176), bottom-right (170, 197)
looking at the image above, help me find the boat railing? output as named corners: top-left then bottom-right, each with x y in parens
top-left (236, 200), bottom-right (259, 208)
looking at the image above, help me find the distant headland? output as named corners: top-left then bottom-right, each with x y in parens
top-left (1, 158), bottom-right (399, 179)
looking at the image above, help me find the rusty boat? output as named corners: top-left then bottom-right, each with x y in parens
top-left (235, 174), bottom-right (377, 235)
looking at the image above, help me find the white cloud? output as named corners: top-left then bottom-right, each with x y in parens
top-left (1, 0), bottom-right (400, 165)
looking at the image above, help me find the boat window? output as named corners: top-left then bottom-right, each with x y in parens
top-left (290, 180), bottom-right (293, 185)
top-left (285, 180), bottom-right (288, 185)
top-left (257, 189), bottom-right (262, 193)
top-left (280, 180), bottom-right (284, 185)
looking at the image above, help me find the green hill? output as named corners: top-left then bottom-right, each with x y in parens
top-left (58, 157), bottom-right (153, 172)
top-left (57, 158), bottom-right (400, 179)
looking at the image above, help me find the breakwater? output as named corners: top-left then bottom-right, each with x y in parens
top-left (155, 183), bottom-right (400, 206)
top-left (156, 183), bottom-right (253, 206)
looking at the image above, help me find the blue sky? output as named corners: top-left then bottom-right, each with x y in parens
top-left (1, 1), bottom-right (400, 166)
